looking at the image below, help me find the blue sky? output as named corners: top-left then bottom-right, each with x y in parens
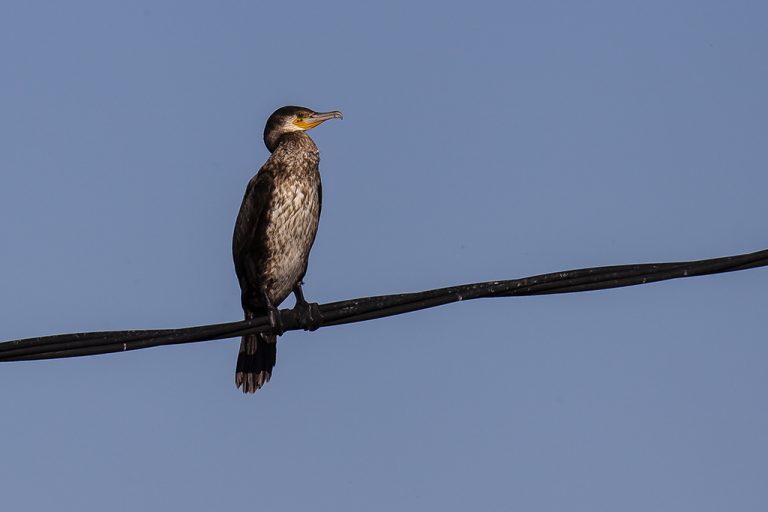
top-left (1, 1), bottom-right (767, 510)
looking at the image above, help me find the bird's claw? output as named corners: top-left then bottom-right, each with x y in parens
top-left (294, 301), bottom-right (322, 331)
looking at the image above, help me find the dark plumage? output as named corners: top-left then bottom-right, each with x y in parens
top-left (233, 106), bottom-right (342, 393)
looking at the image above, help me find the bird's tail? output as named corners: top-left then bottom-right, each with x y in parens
top-left (235, 312), bottom-right (277, 393)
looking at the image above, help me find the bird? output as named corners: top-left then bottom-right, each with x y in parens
top-left (232, 105), bottom-right (342, 393)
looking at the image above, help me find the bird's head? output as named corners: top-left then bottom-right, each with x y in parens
top-left (263, 106), bottom-right (343, 152)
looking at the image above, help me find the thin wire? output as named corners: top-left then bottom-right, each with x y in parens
top-left (1, 248), bottom-right (766, 362)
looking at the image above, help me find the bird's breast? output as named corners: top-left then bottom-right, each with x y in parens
top-left (262, 172), bottom-right (321, 304)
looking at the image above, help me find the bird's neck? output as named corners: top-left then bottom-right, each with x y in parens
top-left (273, 131), bottom-right (318, 154)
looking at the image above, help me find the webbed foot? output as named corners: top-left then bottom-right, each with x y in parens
top-left (294, 301), bottom-right (322, 331)
top-left (267, 304), bottom-right (285, 336)
top-left (292, 282), bottom-right (322, 331)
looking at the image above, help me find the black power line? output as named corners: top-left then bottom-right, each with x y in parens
top-left (1, 248), bottom-right (766, 362)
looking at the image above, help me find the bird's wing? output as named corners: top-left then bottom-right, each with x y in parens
top-left (232, 165), bottom-right (276, 286)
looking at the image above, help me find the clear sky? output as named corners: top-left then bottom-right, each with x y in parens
top-left (1, 1), bottom-right (766, 511)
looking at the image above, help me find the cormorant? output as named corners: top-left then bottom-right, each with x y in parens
top-left (233, 105), bottom-right (342, 393)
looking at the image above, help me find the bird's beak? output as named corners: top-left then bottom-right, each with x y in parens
top-left (296, 110), bottom-right (343, 129)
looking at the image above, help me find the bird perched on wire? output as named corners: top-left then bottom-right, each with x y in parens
top-left (232, 106), bottom-right (343, 393)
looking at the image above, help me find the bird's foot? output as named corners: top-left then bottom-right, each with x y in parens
top-left (267, 305), bottom-right (285, 336)
top-left (293, 301), bottom-right (322, 332)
